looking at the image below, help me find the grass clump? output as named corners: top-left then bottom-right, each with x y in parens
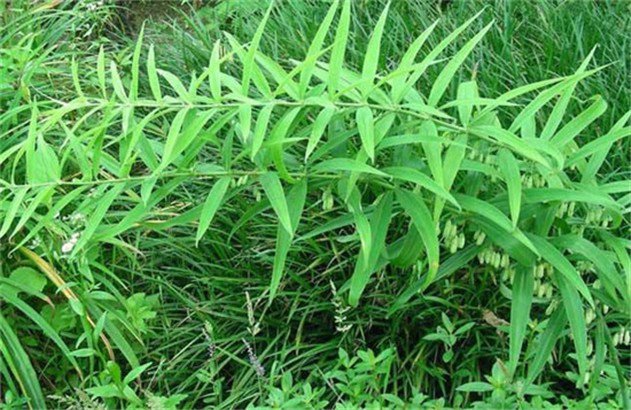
top-left (0, 0), bottom-right (629, 408)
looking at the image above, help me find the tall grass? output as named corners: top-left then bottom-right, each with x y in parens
top-left (0, 0), bottom-right (629, 408)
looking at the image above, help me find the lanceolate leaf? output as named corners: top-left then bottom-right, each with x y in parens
top-left (312, 158), bottom-right (387, 177)
top-left (553, 271), bottom-right (588, 380)
top-left (305, 107), bottom-right (336, 161)
top-left (242, 2), bottom-right (273, 95)
top-left (328, 0), bottom-right (351, 97)
top-left (196, 177), bottom-right (231, 245)
top-left (509, 266), bottom-right (533, 376)
top-left (396, 189), bottom-right (439, 290)
top-left (527, 234), bottom-right (594, 307)
top-left (428, 22), bottom-right (492, 107)
top-left (550, 96), bottom-right (607, 148)
top-left (299, 0), bottom-right (339, 95)
top-left (259, 172), bottom-right (293, 236)
top-left (71, 184), bottom-right (125, 257)
top-left (348, 192), bottom-right (392, 306)
top-left (147, 45), bottom-right (162, 101)
top-left (526, 306), bottom-right (567, 385)
top-left (356, 106), bottom-right (375, 161)
top-left (0, 313), bottom-right (46, 409)
top-left (498, 149), bottom-right (522, 228)
top-left (270, 179), bottom-right (307, 301)
top-left (359, 1), bottom-right (390, 97)
top-left (251, 104), bottom-right (274, 160)
top-left (384, 166), bottom-right (459, 207)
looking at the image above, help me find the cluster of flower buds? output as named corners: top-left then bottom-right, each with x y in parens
top-left (86, 0), bottom-right (104, 12)
top-left (442, 220), bottom-right (465, 254)
top-left (545, 299), bottom-right (559, 316)
top-left (468, 147), bottom-right (494, 164)
top-left (533, 262), bottom-right (554, 298)
top-left (584, 308), bottom-right (596, 326)
top-left (533, 262), bottom-right (554, 279)
top-left (472, 230), bottom-right (486, 246)
top-left (477, 247), bottom-right (510, 270)
top-left (576, 260), bottom-right (595, 277)
top-left (521, 173), bottom-right (546, 188)
top-left (231, 175), bottom-right (248, 188)
top-left (62, 212), bottom-right (86, 228)
top-left (556, 201), bottom-right (576, 218)
top-left (321, 188), bottom-right (334, 211)
top-left (534, 281), bottom-right (553, 299)
top-left (501, 266), bottom-right (516, 284)
top-left (612, 328), bottom-right (631, 346)
top-left (585, 207), bottom-right (612, 227)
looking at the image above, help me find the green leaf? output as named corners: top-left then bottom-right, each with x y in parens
top-left (242, 2), bottom-right (273, 95)
top-left (328, 0), bottom-right (351, 97)
top-left (457, 382), bottom-right (494, 393)
top-left (527, 234), bottom-right (594, 307)
top-left (147, 44), bottom-right (162, 101)
top-left (359, 1), bottom-right (390, 97)
top-left (396, 189), bottom-right (439, 289)
top-left (356, 106), bottom-right (375, 161)
top-left (299, 0), bottom-right (339, 95)
top-left (270, 179), bottom-right (307, 301)
top-left (7, 267), bottom-right (46, 295)
top-left (71, 184), bottom-right (125, 257)
top-left (568, 126), bottom-right (631, 169)
top-left (305, 107), bottom-right (336, 161)
top-left (209, 40), bottom-right (222, 100)
top-left (419, 121), bottom-right (443, 186)
top-left (540, 47), bottom-right (595, 140)
top-left (455, 80), bottom-right (478, 125)
top-left (238, 104), bottom-right (252, 142)
top-left (554, 271), bottom-right (588, 381)
top-left (312, 158), bottom-right (387, 177)
top-left (0, 188), bottom-right (28, 239)
top-left (251, 104), bottom-right (274, 160)
top-left (130, 23), bottom-right (144, 101)
top-left (550, 96), bottom-right (607, 148)
top-left (348, 193), bottom-right (393, 306)
top-left (470, 125), bottom-right (550, 167)
top-left (110, 60), bottom-right (128, 102)
top-left (384, 166), bottom-right (459, 207)
top-left (196, 177), bottom-right (231, 245)
top-left (97, 46), bottom-right (107, 99)
top-left (123, 362), bottom-right (152, 385)
top-left (0, 287), bottom-right (82, 377)
top-left (455, 194), bottom-right (538, 255)
top-left (428, 22), bottom-right (492, 107)
top-left (390, 20), bottom-right (437, 102)
top-left (0, 312), bottom-right (46, 409)
top-left (497, 149), bottom-right (521, 228)
top-left (526, 306), bottom-right (567, 385)
top-left (268, 107), bottom-right (301, 182)
top-left (259, 172), bottom-right (293, 236)
top-left (159, 108), bottom-right (191, 170)
top-left (400, 10), bottom-right (483, 103)
top-left (509, 266), bottom-right (533, 376)
top-left (157, 69), bottom-right (191, 101)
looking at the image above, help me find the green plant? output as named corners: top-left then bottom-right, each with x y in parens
top-left (423, 313), bottom-right (474, 363)
top-left (0, 0), bottom-right (629, 408)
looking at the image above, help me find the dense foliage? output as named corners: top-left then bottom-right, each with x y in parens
top-left (0, 0), bottom-right (629, 408)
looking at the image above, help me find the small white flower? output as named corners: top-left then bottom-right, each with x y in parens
top-left (61, 232), bottom-right (80, 254)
